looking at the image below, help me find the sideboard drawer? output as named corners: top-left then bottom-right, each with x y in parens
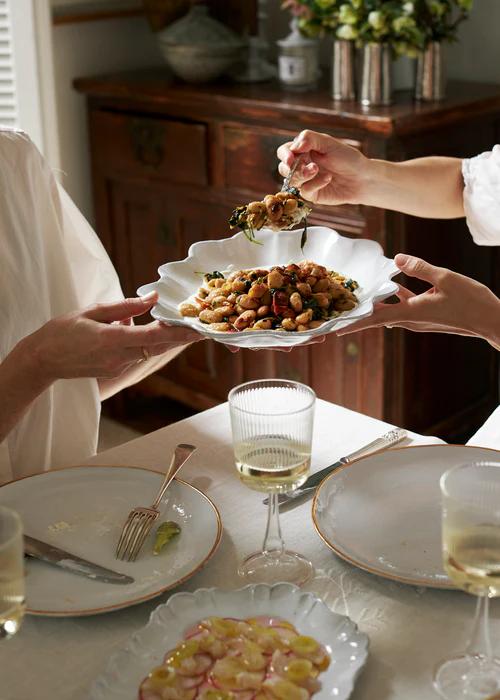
top-left (90, 110), bottom-right (207, 186)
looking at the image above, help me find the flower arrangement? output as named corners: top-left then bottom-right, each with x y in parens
top-left (281, 0), bottom-right (473, 56)
top-left (413, 0), bottom-right (473, 44)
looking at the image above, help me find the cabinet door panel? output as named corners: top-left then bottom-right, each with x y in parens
top-left (107, 181), bottom-right (242, 404)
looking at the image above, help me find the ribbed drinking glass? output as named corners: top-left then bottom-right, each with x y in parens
top-left (228, 379), bottom-right (316, 585)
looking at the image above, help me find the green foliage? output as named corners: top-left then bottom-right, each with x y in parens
top-left (281, 0), bottom-right (472, 54)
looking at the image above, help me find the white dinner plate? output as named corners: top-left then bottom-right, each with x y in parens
top-left (312, 444), bottom-right (500, 589)
top-left (0, 466), bottom-right (222, 616)
top-left (89, 582), bottom-right (369, 700)
top-left (138, 226), bottom-right (399, 348)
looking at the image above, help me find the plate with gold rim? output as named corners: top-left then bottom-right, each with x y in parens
top-left (0, 466), bottom-right (222, 616)
top-left (312, 444), bottom-right (500, 589)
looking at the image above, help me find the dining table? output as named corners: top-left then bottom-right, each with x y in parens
top-left (4, 398), bottom-right (500, 700)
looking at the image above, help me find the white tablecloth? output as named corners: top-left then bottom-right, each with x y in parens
top-left (4, 400), bottom-right (500, 700)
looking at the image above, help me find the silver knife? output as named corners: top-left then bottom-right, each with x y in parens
top-left (24, 535), bottom-right (134, 585)
top-left (263, 428), bottom-right (407, 511)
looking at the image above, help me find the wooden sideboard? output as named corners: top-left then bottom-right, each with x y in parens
top-left (75, 71), bottom-right (500, 441)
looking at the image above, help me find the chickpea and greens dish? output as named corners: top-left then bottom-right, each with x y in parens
top-left (179, 262), bottom-right (359, 333)
top-left (139, 615), bottom-right (330, 700)
top-left (229, 188), bottom-right (311, 247)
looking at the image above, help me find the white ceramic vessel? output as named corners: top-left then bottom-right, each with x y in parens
top-left (89, 582), bottom-right (369, 700)
top-left (313, 444), bottom-right (500, 588)
top-left (0, 466), bottom-right (222, 616)
top-left (138, 226), bottom-right (400, 349)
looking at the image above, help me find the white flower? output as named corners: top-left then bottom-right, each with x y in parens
top-left (403, 1), bottom-right (414, 14)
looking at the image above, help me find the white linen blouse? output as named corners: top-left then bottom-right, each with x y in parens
top-left (462, 146), bottom-right (500, 449)
top-left (0, 129), bottom-right (122, 484)
top-left (463, 145), bottom-right (500, 246)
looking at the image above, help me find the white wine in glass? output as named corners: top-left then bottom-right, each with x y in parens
top-left (234, 435), bottom-right (310, 493)
top-left (229, 379), bottom-right (316, 586)
top-left (435, 461), bottom-right (500, 699)
top-left (0, 506), bottom-right (25, 639)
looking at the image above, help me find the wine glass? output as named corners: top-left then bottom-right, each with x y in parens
top-left (0, 506), bottom-right (25, 639)
top-left (228, 379), bottom-right (316, 585)
top-left (435, 461), bottom-right (500, 699)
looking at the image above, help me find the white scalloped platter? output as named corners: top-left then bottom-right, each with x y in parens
top-left (89, 583), bottom-right (369, 700)
top-left (138, 226), bottom-right (399, 348)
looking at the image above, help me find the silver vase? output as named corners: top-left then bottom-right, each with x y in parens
top-left (360, 43), bottom-right (392, 107)
top-left (415, 41), bottom-right (446, 101)
top-left (331, 39), bottom-right (356, 100)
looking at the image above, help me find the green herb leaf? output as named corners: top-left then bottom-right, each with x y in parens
top-left (153, 521), bottom-right (181, 556)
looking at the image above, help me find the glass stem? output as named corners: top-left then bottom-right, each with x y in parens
top-left (465, 594), bottom-right (493, 661)
top-left (262, 493), bottom-right (285, 558)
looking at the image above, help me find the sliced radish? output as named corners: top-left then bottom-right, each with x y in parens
top-left (262, 675), bottom-right (310, 700)
top-left (179, 673), bottom-right (205, 689)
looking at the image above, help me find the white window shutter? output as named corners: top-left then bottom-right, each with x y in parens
top-left (0, 0), bottom-right (18, 126)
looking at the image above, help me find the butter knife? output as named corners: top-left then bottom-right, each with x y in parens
top-left (263, 428), bottom-right (407, 511)
top-left (24, 535), bottom-right (134, 585)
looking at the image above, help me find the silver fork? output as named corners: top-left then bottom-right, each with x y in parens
top-left (115, 443), bottom-right (196, 561)
top-left (281, 154), bottom-right (303, 192)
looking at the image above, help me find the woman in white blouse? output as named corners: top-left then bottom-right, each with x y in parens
top-left (278, 131), bottom-right (500, 445)
top-left (0, 129), bottom-right (200, 483)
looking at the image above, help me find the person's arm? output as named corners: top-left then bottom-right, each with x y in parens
top-left (277, 130), bottom-right (465, 219)
top-left (362, 157), bottom-right (464, 219)
top-left (98, 336), bottom-right (196, 400)
top-left (0, 339), bottom-right (52, 444)
top-left (0, 294), bottom-right (201, 442)
top-left (337, 254), bottom-right (500, 351)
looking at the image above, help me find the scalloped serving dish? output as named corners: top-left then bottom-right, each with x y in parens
top-left (137, 226), bottom-right (400, 348)
top-left (89, 583), bottom-right (369, 700)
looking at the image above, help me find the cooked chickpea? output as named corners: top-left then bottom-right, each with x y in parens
top-left (289, 292), bottom-right (303, 313)
top-left (179, 302), bottom-right (200, 317)
top-left (264, 195), bottom-right (284, 223)
top-left (199, 308), bottom-right (227, 324)
top-left (306, 276), bottom-right (317, 286)
top-left (296, 282), bottom-right (312, 297)
top-left (229, 315), bottom-right (238, 324)
top-left (297, 324), bottom-right (309, 332)
top-left (234, 310), bottom-right (257, 330)
top-left (212, 295), bottom-right (230, 308)
top-left (313, 278), bottom-right (329, 293)
top-left (336, 298), bottom-right (357, 311)
top-left (209, 322), bottom-right (231, 331)
top-left (311, 265), bottom-right (326, 277)
top-left (283, 198), bottom-right (298, 214)
top-left (309, 320), bottom-right (325, 329)
top-left (312, 293), bottom-right (330, 309)
top-left (232, 278), bottom-right (248, 293)
top-left (267, 269), bottom-right (284, 288)
top-left (281, 318), bottom-right (297, 331)
top-left (227, 293), bottom-right (237, 303)
top-left (257, 305), bottom-right (270, 317)
top-left (248, 283), bottom-right (268, 299)
top-left (197, 288), bottom-right (208, 299)
top-left (253, 319), bottom-right (272, 330)
top-left (261, 290), bottom-right (272, 306)
top-left (237, 294), bottom-right (259, 310)
top-left (295, 309), bottom-right (314, 324)
top-left (207, 278), bottom-right (225, 289)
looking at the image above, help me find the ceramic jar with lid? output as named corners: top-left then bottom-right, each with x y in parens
top-left (277, 19), bottom-right (319, 91)
top-left (157, 2), bottom-right (245, 83)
